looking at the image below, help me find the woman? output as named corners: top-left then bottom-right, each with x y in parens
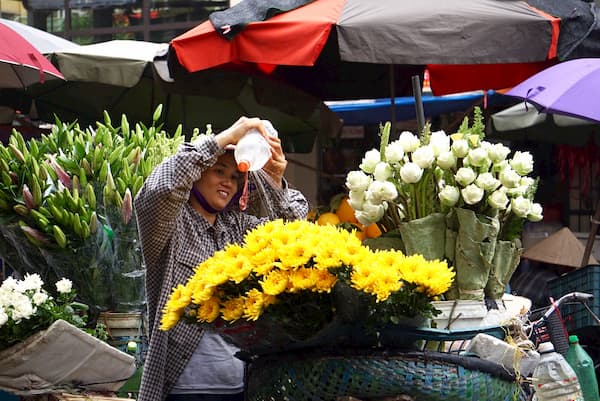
top-left (134, 117), bottom-right (309, 401)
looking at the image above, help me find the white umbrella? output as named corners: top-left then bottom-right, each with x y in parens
top-left (0, 18), bottom-right (79, 54)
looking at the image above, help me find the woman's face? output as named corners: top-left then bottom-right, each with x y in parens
top-left (194, 152), bottom-right (242, 212)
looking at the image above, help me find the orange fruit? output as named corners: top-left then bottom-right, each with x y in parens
top-left (365, 223), bottom-right (382, 238)
top-left (316, 212), bottom-right (341, 226)
top-left (335, 196), bottom-right (358, 224)
top-left (353, 225), bottom-right (366, 241)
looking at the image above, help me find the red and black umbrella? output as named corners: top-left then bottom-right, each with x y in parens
top-left (169, 0), bottom-right (559, 101)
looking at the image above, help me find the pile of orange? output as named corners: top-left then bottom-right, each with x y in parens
top-left (309, 195), bottom-right (382, 240)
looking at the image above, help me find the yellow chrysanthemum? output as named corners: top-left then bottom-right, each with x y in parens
top-left (197, 296), bottom-right (221, 323)
top-left (243, 288), bottom-right (267, 321)
top-left (221, 297), bottom-right (245, 322)
top-left (260, 270), bottom-right (289, 295)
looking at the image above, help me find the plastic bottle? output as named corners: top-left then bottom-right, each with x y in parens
top-left (234, 120), bottom-right (278, 172)
top-left (532, 341), bottom-right (584, 401)
top-left (565, 335), bottom-right (599, 401)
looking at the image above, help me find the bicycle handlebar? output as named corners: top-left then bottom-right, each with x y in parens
top-left (542, 292), bottom-right (594, 319)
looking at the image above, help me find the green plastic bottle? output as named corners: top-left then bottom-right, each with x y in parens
top-left (566, 335), bottom-right (599, 401)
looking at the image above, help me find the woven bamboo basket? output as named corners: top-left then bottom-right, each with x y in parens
top-left (246, 327), bottom-right (522, 401)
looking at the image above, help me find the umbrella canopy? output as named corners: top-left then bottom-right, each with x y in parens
top-left (506, 58), bottom-right (600, 124)
top-left (169, 0), bottom-right (560, 99)
top-left (15, 40), bottom-right (341, 152)
top-left (489, 101), bottom-right (600, 146)
top-left (0, 23), bottom-right (64, 89)
top-left (0, 18), bottom-right (79, 54)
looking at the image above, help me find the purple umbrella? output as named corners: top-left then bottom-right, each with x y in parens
top-left (506, 58), bottom-right (600, 124)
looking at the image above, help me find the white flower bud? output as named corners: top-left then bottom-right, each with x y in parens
top-left (455, 167), bottom-right (477, 186)
top-left (398, 131), bottom-right (421, 153)
top-left (528, 202), bottom-right (544, 222)
top-left (451, 138), bottom-right (469, 158)
top-left (510, 151), bottom-right (534, 176)
top-left (348, 190), bottom-right (366, 210)
top-left (475, 172), bottom-right (500, 192)
top-left (461, 184), bottom-right (484, 205)
top-left (366, 180), bottom-right (398, 204)
top-left (355, 202), bottom-right (385, 226)
top-left (511, 196), bottom-right (532, 218)
top-left (439, 185), bottom-right (460, 207)
top-left (373, 162), bottom-right (393, 181)
top-left (359, 149), bottom-right (381, 174)
top-left (412, 145), bottom-right (435, 169)
top-left (32, 291), bottom-right (48, 306)
top-left (346, 170), bottom-right (372, 192)
top-left (488, 190), bottom-right (509, 210)
top-left (467, 147), bottom-right (489, 168)
top-left (400, 162), bottom-right (423, 184)
top-left (488, 143), bottom-right (511, 163)
top-left (430, 130), bottom-right (450, 156)
top-left (499, 168), bottom-right (521, 188)
top-left (436, 151), bottom-right (457, 170)
top-left (384, 140), bottom-right (404, 163)
top-left (0, 307), bottom-right (7, 327)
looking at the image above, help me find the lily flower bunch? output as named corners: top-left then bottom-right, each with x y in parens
top-left (160, 219), bottom-right (454, 341)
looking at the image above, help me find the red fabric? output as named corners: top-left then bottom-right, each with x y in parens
top-left (427, 60), bottom-right (558, 96)
top-left (526, 4), bottom-right (560, 60)
top-left (171, 0), bottom-right (345, 73)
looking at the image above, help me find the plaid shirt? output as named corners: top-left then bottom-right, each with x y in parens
top-left (134, 136), bottom-right (308, 401)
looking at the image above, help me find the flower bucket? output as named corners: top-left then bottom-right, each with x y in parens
top-left (431, 300), bottom-right (488, 330)
top-left (100, 312), bottom-right (147, 363)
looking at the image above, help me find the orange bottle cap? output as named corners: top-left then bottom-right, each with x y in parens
top-left (237, 160), bottom-right (250, 172)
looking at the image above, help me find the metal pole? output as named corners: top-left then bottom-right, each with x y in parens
top-left (582, 200), bottom-right (600, 267)
top-left (412, 75), bottom-right (425, 134)
top-left (389, 65), bottom-right (396, 135)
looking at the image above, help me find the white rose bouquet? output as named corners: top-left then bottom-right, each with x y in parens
top-left (346, 108), bottom-right (543, 300)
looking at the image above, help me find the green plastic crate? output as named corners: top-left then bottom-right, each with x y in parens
top-left (547, 264), bottom-right (600, 332)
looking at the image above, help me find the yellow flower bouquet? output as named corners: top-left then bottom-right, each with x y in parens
top-left (161, 219), bottom-right (454, 355)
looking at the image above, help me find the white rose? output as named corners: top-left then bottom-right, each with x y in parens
top-left (528, 203), bottom-right (544, 222)
top-left (346, 170), bottom-right (372, 192)
top-left (455, 167), bottom-right (477, 186)
top-left (488, 143), bottom-right (511, 163)
top-left (451, 138), bottom-right (469, 158)
top-left (32, 291), bottom-right (48, 306)
top-left (488, 190), bottom-right (509, 210)
top-left (366, 180), bottom-right (398, 204)
top-left (439, 185), bottom-right (460, 207)
top-left (467, 147), bottom-right (489, 168)
top-left (359, 149), bottom-right (381, 174)
top-left (510, 151), bottom-right (534, 176)
top-left (56, 278), bottom-right (73, 294)
top-left (0, 307), bottom-right (7, 327)
top-left (355, 202), bottom-right (386, 226)
top-left (475, 172), bottom-right (500, 192)
top-left (398, 131), bottom-right (421, 153)
top-left (461, 184), bottom-right (485, 205)
top-left (348, 190), bottom-right (366, 210)
top-left (499, 168), bottom-right (521, 188)
top-left (10, 293), bottom-right (34, 321)
top-left (384, 140), bottom-right (404, 163)
top-left (412, 145), bottom-right (435, 169)
top-left (373, 162), bottom-right (393, 181)
top-left (430, 130), bottom-right (450, 156)
top-left (520, 176), bottom-right (535, 189)
top-left (506, 185), bottom-right (527, 197)
top-left (400, 162), bottom-right (423, 183)
top-left (511, 196), bottom-right (532, 218)
top-left (436, 151), bottom-right (456, 170)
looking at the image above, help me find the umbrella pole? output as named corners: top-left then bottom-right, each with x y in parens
top-left (581, 200), bottom-right (600, 267)
top-left (389, 65), bottom-right (396, 135)
top-left (412, 75), bottom-right (425, 134)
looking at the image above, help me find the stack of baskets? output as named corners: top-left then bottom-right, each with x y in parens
top-left (245, 326), bottom-right (522, 401)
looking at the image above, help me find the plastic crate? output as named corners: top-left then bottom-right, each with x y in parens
top-left (547, 264), bottom-right (600, 332)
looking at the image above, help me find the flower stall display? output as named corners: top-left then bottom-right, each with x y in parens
top-left (346, 108), bottom-right (543, 300)
top-left (0, 274), bottom-right (135, 395)
top-left (161, 219), bottom-right (455, 355)
top-left (0, 107), bottom-right (186, 313)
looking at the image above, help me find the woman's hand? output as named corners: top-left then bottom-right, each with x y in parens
top-left (214, 117), bottom-right (265, 148)
top-left (263, 135), bottom-right (287, 188)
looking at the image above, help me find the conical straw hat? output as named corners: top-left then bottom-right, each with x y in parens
top-left (522, 227), bottom-right (598, 268)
